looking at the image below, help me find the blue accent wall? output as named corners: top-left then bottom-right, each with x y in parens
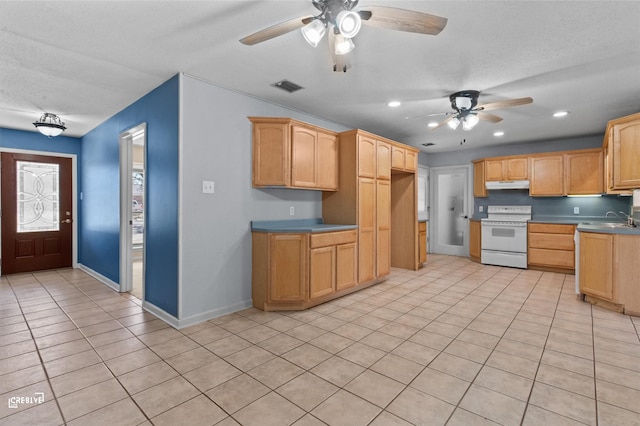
top-left (0, 128), bottom-right (82, 157)
top-left (80, 75), bottom-right (179, 317)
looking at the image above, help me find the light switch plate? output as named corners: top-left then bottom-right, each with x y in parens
top-left (573, 207), bottom-right (579, 214)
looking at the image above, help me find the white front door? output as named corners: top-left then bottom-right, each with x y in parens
top-left (430, 165), bottom-right (472, 256)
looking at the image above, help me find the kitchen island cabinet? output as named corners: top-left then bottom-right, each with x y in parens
top-left (252, 220), bottom-right (359, 311)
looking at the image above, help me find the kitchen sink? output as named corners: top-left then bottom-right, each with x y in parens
top-left (580, 222), bottom-right (632, 228)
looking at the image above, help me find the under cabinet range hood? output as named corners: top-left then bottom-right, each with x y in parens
top-left (486, 180), bottom-right (530, 190)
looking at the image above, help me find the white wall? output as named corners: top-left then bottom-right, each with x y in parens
top-left (179, 74), bottom-right (350, 322)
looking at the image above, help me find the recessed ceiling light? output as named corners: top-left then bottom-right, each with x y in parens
top-left (553, 111), bottom-right (569, 118)
top-left (388, 101), bottom-right (401, 107)
top-left (493, 131), bottom-right (504, 137)
top-left (427, 122), bottom-right (438, 128)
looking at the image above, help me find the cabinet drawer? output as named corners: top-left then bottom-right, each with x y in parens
top-left (528, 248), bottom-right (575, 268)
top-left (310, 230), bottom-right (357, 248)
top-left (528, 223), bottom-right (575, 234)
top-left (529, 233), bottom-right (575, 250)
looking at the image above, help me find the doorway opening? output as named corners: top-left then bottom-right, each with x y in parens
top-left (430, 165), bottom-right (472, 256)
top-left (119, 123), bottom-right (146, 299)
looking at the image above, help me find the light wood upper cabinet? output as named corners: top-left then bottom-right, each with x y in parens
top-left (611, 114), bottom-right (640, 189)
top-left (358, 136), bottom-right (377, 178)
top-left (485, 157), bottom-right (528, 181)
top-left (529, 155), bottom-right (564, 196)
top-left (376, 141), bottom-right (391, 180)
top-left (565, 149), bottom-right (603, 195)
top-left (250, 117), bottom-right (338, 191)
top-left (391, 145), bottom-right (418, 172)
top-left (473, 160), bottom-right (487, 198)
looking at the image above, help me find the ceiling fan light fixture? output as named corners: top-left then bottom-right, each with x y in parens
top-left (455, 97), bottom-right (472, 110)
top-left (336, 10), bottom-right (361, 38)
top-left (334, 34), bottom-right (355, 55)
top-left (301, 19), bottom-right (327, 47)
top-left (33, 113), bottom-right (66, 137)
top-left (447, 117), bottom-right (460, 130)
top-left (462, 114), bottom-right (479, 131)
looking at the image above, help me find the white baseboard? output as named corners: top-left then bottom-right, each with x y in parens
top-left (77, 264), bottom-right (120, 292)
top-left (174, 299), bottom-right (253, 329)
top-left (142, 301), bottom-right (180, 328)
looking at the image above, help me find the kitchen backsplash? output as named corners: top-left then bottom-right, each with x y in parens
top-left (473, 189), bottom-right (632, 219)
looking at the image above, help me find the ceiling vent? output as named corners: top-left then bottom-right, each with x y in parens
top-left (271, 79), bottom-right (304, 93)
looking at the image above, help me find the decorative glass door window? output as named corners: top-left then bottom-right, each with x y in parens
top-left (16, 161), bottom-right (60, 232)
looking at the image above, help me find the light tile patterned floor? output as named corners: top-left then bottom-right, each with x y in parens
top-left (1, 255), bottom-right (640, 425)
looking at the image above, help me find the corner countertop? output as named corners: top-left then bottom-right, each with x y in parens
top-left (526, 215), bottom-right (640, 235)
top-left (251, 218), bottom-right (357, 233)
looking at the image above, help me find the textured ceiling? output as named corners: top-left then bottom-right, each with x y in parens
top-left (1, 1), bottom-right (639, 152)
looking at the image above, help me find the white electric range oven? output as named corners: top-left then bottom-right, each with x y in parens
top-left (481, 205), bottom-right (531, 269)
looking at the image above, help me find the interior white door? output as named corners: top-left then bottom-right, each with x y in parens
top-left (430, 165), bottom-right (471, 256)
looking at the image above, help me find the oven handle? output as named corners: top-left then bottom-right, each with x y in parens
top-left (481, 223), bottom-right (528, 228)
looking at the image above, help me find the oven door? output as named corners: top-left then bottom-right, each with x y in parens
top-left (481, 221), bottom-right (528, 253)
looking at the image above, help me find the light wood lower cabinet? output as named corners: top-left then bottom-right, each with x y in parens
top-left (528, 223), bottom-right (576, 272)
top-left (469, 220), bottom-right (481, 262)
top-left (253, 230), bottom-right (360, 311)
top-left (579, 232), bottom-right (640, 316)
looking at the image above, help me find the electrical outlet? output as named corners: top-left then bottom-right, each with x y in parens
top-left (574, 207), bottom-right (580, 215)
top-left (202, 181), bottom-right (215, 194)
top-left (479, 206), bottom-right (484, 213)
top-left (290, 206), bottom-right (295, 216)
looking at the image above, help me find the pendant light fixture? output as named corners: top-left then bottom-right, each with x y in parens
top-left (33, 113), bottom-right (66, 137)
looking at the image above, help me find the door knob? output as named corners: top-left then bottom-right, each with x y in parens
top-left (61, 219), bottom-right (72, 224)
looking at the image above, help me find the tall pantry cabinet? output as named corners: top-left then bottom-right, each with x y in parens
top-left (323, 129), bottom-right (418, 284)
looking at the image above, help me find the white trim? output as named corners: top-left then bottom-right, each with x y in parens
top-left (178, 72), bottom-right (184, 320)
top-left (0, 147), bottom-right (78, 275)
top-left (142, 301), bottom-right (179, 328)
top-left (77, 263), bottom-right (120, 292)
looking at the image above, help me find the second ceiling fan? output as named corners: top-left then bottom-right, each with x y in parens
top-left (240, 0), bottom-right (448, 72)
top-left (412, 90), bottom-right (534, 131)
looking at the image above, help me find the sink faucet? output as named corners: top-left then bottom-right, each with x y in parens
top-left (606, 211), bottom-right (634, 226)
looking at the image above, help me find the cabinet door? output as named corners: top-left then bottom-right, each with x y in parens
top-left (376, 179), bottom-right (391, 277)
top-left (291, 125), bottom-right (317, 188)
top-left (376, 141), bottom-right (391, 180)
top-left (391, 146), bottom-right (406, 170)
top-left (317, 131), bottom-right (338, 190)
top-left (506, 158), bottom-right (528, 180)
top-left (269, 234), bottom-right (307, 303)
top-left (405, 151), bottom-right (417, 172)
top-left (530, 155), bottom-right (564, 196)
top-left (613, 119), bottom-right (640, 188)
top-left (565, 151), bottom-right (603, 195)
top-left (473, 161), bottom-right (487, 197)
top-left (358, 177), bottom-right (375, 282)
top-left (484, 159), bottom-right (505, 181)
top-left (310, 246), bottom-right (335, 299)
top-left (358, 136), bottom-right (376, 178)
top-left (336, 243), bottom-right (357, 291)
top-left (469, 220), bottom-right (481, 259)
top-left (252, 122), bottom-right (289, 186)
top-left (579, 232), bottom-right (613, 300)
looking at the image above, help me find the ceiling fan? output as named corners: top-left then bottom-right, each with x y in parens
top-left (414, 90), bottom-right (533, 131)
top-left (239, 0), bottom-right (448, 72)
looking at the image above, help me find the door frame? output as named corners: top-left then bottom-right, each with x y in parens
top-left (429, 164), bottom-right (473, 256)
top-left (0, 148), bottom-right (78, 276)
top-left (119, 123), bottom-right (146, 294)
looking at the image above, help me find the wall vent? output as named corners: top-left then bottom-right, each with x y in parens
top-left (271, 79), bottom-right (304, 93)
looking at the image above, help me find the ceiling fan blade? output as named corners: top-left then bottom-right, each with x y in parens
top-left (328, 31), bottom-right (351, 73)
top-left (239, 15), bottom-right (313, 45)
top-left (431, 116), bottom-right (455, 130)
top-left (360, 6), bottom-right (447, 35)
top-left (476, 97), bottom-right (533, 111)
top-left (405, 111), bottom-right (450, 120)
top-left (477, 112), bottom-right (503, 123)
